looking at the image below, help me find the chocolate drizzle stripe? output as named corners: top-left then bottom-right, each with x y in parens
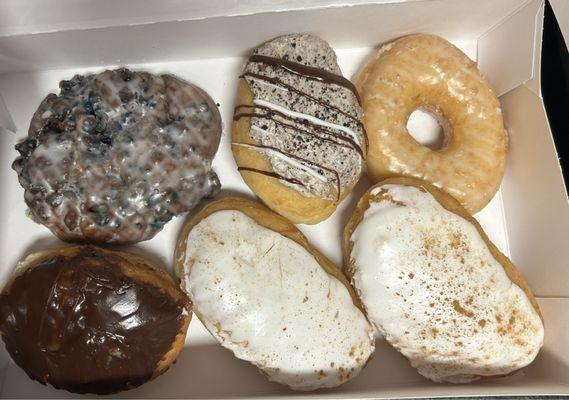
top-left (234, 104), bottom-right (363, 157)
top-left (249, 54), bottom-right (361, 104)
top-left (238, 167), bottom-right (306, 187)
top-left (241, 72), bottom-right (363, 128)
top-left (233, 141), bottom-right (341, 201)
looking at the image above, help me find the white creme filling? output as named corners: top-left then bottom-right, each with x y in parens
top-left (183, 210), bottom-right (375, 390)
top-left (350, 185), bottom-right (544, 383)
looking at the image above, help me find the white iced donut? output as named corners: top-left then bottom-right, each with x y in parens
top-left (176, 198), bottom-right (375, 391)
top-left (343, 178), bottom-right (544, 383)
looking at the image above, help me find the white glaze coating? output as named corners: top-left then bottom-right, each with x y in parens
top-left (350, 185), bottom-right (543, 383)
top-left (182, 210), bottom-right (375, 390)
top-left (13, 69), bottom-right (222, 243)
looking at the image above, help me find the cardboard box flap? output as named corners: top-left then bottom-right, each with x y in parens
top-left (524, 298), bottom-right (569, 385)
top-left (500, 83), bottom-right (569, 298)
top-left (524, 0), bottom-right (545, 97)
top-left (0, 94), bottom-right (16, 134)
top-left (0, 0), bottom-right (533, 74)
top-left (0, 0), bottom-right (416, 37)
top-left (478, 0), bottom-right (543, 97)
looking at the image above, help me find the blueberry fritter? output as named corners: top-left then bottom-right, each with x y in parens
top-left (13, 68), bottom-right (222, 243)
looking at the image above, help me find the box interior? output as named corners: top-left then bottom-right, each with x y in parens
top-left (0, 0), bottom-right (568, 397)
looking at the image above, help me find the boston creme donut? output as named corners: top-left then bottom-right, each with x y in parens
top-left (355, 34), bottom-right (507, 213)
top-left (0, 246), bottom-right (191, 394)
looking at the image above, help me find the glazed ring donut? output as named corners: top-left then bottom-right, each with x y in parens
top-left (355, 34), bottom-right (506, 213)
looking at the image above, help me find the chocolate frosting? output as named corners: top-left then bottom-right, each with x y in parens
top-left (0, 247), bottom-right (188, 394)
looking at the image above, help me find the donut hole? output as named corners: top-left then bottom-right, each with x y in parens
top-left (406, 109), bottom-right (449, 150)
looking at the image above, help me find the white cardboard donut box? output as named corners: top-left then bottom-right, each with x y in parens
top-left (0, 0), bottom-right (568, 398)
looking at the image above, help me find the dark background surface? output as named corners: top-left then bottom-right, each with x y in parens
top-left (542, 0), bottom-right (569, 191)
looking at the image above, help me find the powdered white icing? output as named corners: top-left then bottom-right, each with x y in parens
top-left (350, 185), bottom-right (544, 383)
top-left (183, 210), bottom-right (375, 390)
